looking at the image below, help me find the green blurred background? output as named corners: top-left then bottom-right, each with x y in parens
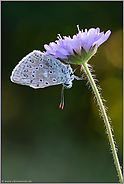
top-left (2, 1), bottom-right (123, 183)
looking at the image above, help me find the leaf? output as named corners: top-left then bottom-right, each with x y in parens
top-left (81, 47), bottom-right (87, 58)
top-left (67, 55), bottom-right (82, 64)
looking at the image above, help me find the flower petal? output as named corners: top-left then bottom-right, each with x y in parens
top-left (44, 26), bottom-right (111, 61)
top-left (93, 30), bottom-right (111, 47)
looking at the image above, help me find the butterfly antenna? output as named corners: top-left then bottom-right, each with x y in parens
top-left (59, 85), bottom-right (64, 109)
top-left (72, 65), bottom-right (80, 74)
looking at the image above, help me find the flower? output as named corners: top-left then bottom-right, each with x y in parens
top-left (44, 25), bottom-right (111, 64)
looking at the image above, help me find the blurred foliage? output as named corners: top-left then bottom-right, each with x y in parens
top-left (2, 1), bottom-right (123, 182)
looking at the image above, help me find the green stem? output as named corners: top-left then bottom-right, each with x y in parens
top-left (82, 62), bottom-right (123, 182)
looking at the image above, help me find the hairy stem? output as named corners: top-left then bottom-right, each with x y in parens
top-left (82, 62), bottom-right (123, 182)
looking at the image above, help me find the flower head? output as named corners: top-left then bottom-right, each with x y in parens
top-left (44, 25), bottom-right (111, 64)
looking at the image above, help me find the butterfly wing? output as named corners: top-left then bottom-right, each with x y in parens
top-left (10, 50), bottom-right (69, 89)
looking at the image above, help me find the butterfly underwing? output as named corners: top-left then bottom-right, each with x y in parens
top-left (10, 50), bottom-right (83, 108)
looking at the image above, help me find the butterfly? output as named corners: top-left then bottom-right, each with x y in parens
top-left (10, 50), bottom-right (83, 109)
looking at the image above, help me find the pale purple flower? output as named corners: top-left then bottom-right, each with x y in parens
top-left (44, 25), bottom-right (111, 61)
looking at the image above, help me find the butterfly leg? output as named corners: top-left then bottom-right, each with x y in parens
top-left (73, 75), bottom-right (84, 81)
top-left (63, 74), bottom-right (84, 89)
